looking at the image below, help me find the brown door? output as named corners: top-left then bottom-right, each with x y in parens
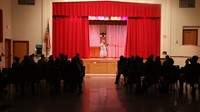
top-left (13, 41), bottom-right (29, 62)
top-left (5, 39), bottom-right (11, 68)
top-left (183, 29), bottom-right (198, 45)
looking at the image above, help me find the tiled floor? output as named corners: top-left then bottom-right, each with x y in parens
top-left (1, 74), bottom-right (200, 112)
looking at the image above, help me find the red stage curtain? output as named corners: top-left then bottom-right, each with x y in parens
top-left (53, 2), bottom-right (160, 17)
top-left (53, 16), bottom-right (90, 58)
top-left (125, 17), bottom-right (160, 58)
top-left (0, 9), bottom-right (2, 42)
top-left (53, 1), bottom-right (161, 59)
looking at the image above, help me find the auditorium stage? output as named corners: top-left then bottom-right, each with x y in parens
top-left (83, 58), bottom-right (118, 74)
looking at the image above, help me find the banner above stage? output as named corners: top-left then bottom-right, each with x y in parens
top-left (53, 1), bottom-right (160, 17)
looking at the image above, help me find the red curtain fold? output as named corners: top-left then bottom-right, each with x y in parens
top-left (125, 18), bottom-right (160, 58)
top-left (53, 1), bottom-right (161, 17)
top-left (53, 16), bottom-right (90, 58)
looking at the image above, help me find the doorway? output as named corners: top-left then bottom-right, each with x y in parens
top-left (183, 29), bottom-right (198, 45)
top-left (13, 41), bottom-right (29, 62)
top-left (5, 39), bottom-right (11, 68)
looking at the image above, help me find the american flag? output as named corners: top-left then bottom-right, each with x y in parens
top-left (45, 22), bottom-right (51, 52)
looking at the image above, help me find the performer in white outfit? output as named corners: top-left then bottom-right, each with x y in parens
top-left (100, 39), bottom-right (107, 58)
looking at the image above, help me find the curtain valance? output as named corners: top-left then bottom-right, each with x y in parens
top-left (53, 1), bottom-right (161, 17)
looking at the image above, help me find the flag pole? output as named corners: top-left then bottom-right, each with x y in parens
top-left (46, 19), bottom-right (48, 57)
top-left (45, 19), bottom-right (50, 57)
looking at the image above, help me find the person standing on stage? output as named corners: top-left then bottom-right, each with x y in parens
top-left (100, 39), bottom-right (107, 58)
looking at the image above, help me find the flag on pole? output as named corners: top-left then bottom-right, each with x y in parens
top-left (45, 21), bottom-right (51, 53)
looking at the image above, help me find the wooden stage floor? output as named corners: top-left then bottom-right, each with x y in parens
top-left (83, 58), bottom-right (118, 74)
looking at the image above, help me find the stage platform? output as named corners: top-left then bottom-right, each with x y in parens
top-left (83, 58), bottom-right (118, 74)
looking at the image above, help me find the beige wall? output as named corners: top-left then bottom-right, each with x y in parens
top-left (170, 0), bottom-right (200, 66)
top-left (11, 0), bottom-right (43, 55)
top-left (0, 0), bottom-right (200, 67)
top-left (0, 0), bottom-right (12, 68)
